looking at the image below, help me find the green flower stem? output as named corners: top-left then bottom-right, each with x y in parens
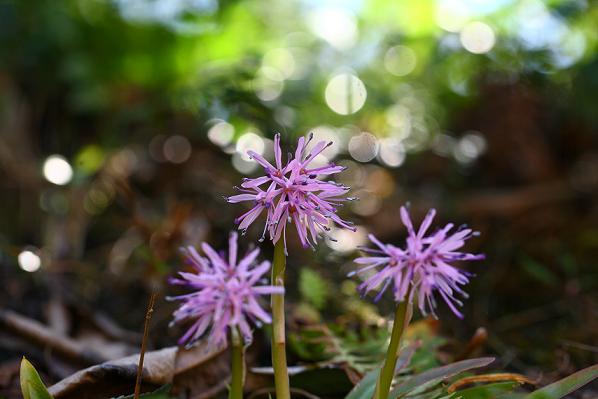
top-left (374, 298), bottom-right (412, 399)
top-left (229, 328), bottom-right (245, 399)
top-left (271, 240), bottom-right (290, 399)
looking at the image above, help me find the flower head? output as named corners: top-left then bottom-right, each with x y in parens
top-left (352, 206), bottom-right (484, 319)
top-left (168, 232), bottom-right (283, 347)
top-left (227, 133), bottom-right (355, 252)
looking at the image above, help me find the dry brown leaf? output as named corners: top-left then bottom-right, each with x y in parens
top-left (447, 372), bottom-right (536, 393)
top-left (48, 341), bottom-right (227, 399)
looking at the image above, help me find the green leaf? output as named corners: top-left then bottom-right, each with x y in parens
top-left (389, 357), bottom-right (495, 398)
top-left (112, 384), bottom-right (174, 399)
top-left (521, 257), bottom-right (559, 286)
top-left (404, 386), bottom-right (445, 398)
top-left (344, 344), bottom-right (420, 399)
top-left (19, 357), bottom-right (54, 399)
top-left (525, 365), bottom-right (598, 399)
top-left (299, 268), bottom-right (328, 309)
top-left (345, 367), bottom-right (380, 399)
top-left (449, 381), bottom-right (521, 399)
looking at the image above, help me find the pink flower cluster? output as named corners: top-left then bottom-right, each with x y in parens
top-left (168, 232), bottom-right (283, 347)
top-left (169, 130), bottom-right (486, 349)
top-left (227, 133), bottom-right (356, 251)
top-left (352, 206), bottom-right (484, 319)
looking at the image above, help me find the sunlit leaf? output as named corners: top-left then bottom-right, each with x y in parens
top-left (20, 357), bottom-right (54, 399)
top-left (448, 381), bottom-right (522, 399)
top-left (345, 367), bottom-right (380, 399)
top-left (389, 357), bottom-right (495, 398)
top-left (525, 365), bottom-right (598, 399)
top-left (345, 342), bottom-right (427, 399)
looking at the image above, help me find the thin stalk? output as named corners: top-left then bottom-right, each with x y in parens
top-left (271, 240), bottom-right (290, 399)
top-left (373, 298), bottom-right (411, 399)
top-left (134, 292), bottom-right (157, 399)
top-left (229, 328), bottom-right (245, 399)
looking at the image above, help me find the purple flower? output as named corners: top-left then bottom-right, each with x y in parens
top-left (168, 232), bottom-right (284, 347)
top-left (227, 133), bottom-right (355, 252)
top-left (352, 206), bottom-right (484, 319)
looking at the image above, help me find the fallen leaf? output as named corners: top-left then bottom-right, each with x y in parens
top-left (48, 341), bottom-right (227, 399)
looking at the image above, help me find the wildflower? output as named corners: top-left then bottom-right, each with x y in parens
top-left (227, 132), bottom-right (355, 251)
top-left (168, 232), bottom-right (284, 347)
top-left (352, 206), bottom-right (484, 318)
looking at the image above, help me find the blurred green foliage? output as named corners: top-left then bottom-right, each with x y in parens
top-left (2, 0), bottom-right (598, 139)
top-left (299, 267), bottom-right (329, 309)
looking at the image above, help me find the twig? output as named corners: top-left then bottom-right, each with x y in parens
top-left (455, 327), bottom-right (488, 361)
top-left (492, 299), bottom-right (569, 332)
top-left (561, 340), bottom-right (598, 353)
top-left (459, 180), bottom-right (572, 216)
top-left (87, 310), bottom-right (143, 344)
top-left (134, 292), bottom-right (157, 399)
top-left (0, 309), bottom-right (106, 366)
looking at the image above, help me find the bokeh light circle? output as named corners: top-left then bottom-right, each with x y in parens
top-left (460, 22), bottom-right (496, 54)
top-left (349, 132), bottom-right (379, 162)
top-left (164, 135), bottom-right (192, 164)
top-left (308, 126), bottom-right (341, 160)
top-left (326, 226), bottom-right (368, 253)
top-left (18, 249), bottom-right (41, 272)
top-left (236, 132), bottom-right (265, 161)
top-left (325, 73), bottom-right (367, 115)
top-left (232, 152), bottom-right (259, 174)
top-left (43, 155), bottom-right (73, 186)
top-left (435, 0), bottom-right (471, 32)
top-left (384, 46), bottom-right (417, 76)
top-left (262, 48), bottom-right (295, 79)
top-left (208, 121), bottom-right (235, 147)
top-left (453, 131), bottom-right (487, 164)
top-left (309, 8), bottom-right (358, 50)
top-left (254, 67), bottom-right (284, 101)
top-left (378, 138), bottom-right (406, 167)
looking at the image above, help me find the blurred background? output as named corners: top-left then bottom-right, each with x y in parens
top-left (1, 0), bottom-right (597, 397)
